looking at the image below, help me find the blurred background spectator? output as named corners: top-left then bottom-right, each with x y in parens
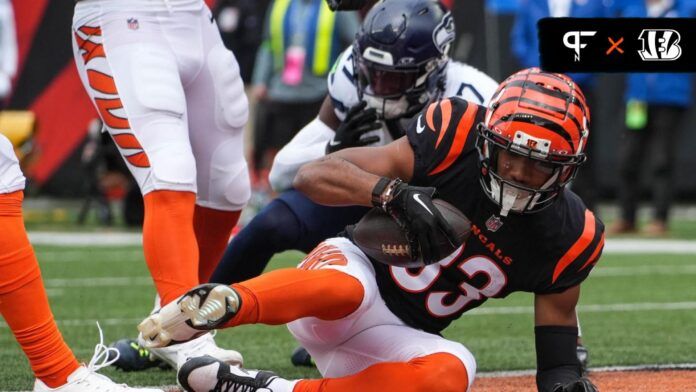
top-left (249, 0), bottom-right (359, 197)
top-left (78, 119), bottom-right (143, 228)
top-left (610, 0), bottom-right (695, 236)
top-left (213, 0), bottom-right (271, 85)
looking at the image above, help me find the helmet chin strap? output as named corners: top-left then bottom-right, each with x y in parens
top-left (491, 179), bottom-right (527, 217)
top-left (499, 185), bottom-right (519, 217)
top-left (490, 170), bottom-right (560, 217)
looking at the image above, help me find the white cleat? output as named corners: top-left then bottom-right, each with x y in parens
top-left (34, 324), bottom-right (163, 392)
top-left (138, 284), bottom-right (241, 349)
top-left (33, 367), bottom-right (164, 392)
top-left (137, 332), bottom-right (243, 370)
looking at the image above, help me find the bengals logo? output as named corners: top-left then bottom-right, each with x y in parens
top-left (638, 29), bottom-right (682, 61)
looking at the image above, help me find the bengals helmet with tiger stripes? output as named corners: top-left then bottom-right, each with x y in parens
top-left (476, 68), bottom-right (590, 216)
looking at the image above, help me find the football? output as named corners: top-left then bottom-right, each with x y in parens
top-left (352, 199), bottom-right (471, 268)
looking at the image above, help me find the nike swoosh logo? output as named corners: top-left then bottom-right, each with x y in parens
top-left (413, 193), bottom-right (434, 215)
top-left (328, 139), bottom-right (341, 146)
top-left (416, 115), bottom-right (426, 134)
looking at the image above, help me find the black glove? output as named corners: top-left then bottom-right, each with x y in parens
top-left (326, 101), bottom-right (382, 153)
top-left (552, 377), bottom-right (598, 392)
top-left (382, 181), bottom-right (459, 265)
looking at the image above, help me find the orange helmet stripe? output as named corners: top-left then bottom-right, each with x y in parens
top-left (502, 80), bottom-right (588, 118)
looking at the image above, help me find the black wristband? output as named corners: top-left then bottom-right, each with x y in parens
top-left (535, 325), bottom-right (581, 392)
top-left (371, 177), bottom-right (392, 207)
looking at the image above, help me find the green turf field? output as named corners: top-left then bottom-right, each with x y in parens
top-left (1, 245), bottom-right (695, 390)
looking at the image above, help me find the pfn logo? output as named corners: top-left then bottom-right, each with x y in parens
top-left (638, 29), bottom-right (682, 61)
top-left (563, 31), bottom-right (597, 61)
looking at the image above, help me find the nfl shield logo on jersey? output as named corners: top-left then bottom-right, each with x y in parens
top-left (127, 18), bottom-right (139, 30)
top-left (486, 215), bottom-right (503, 232)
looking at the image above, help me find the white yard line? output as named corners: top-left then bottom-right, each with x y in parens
top-left (590, 264), bottom-right (696, 276)
top-left (477, 363), bottom-right (696, 378)
top-left (2, 301), bottom-right (696, 329)
top-left (471, 301), bottom-right (696, 315)
top-left (37, 261), bottom-right (696, 289)
top-left (28, 232), bottom-right (142, 246)
top-left (604, 239), bottom-right (696, 254)
top-left (26, 232), bottom-right (696, 254)
top-left (44, 276), bottom-right (152, 287)
top-left (35, 249), bottom-right (143, 263)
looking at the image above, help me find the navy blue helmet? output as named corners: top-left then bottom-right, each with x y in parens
top-left (353, 0), bottom-right (455, 120)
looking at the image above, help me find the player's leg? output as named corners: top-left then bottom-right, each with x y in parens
top-left (183, 9), bottom-right (250, 283)
top-left (176, 238), bottom-right (474, 392)
top-left (0, 136), bottom-right (162, 390)
top-left (292, 332), bottom-right (474, 392)
top-left (73, 8), bottom-right (199, 306)
top-left (178, 350), bottom-right (469, 392)
top-left (0, 191), bottom-right (79, 388)
top-left (0, 200), bottom-right (167, 392)
top-left (209, 198), bottom-right (303, 284)
top-left (209, 190), bottom-right (369, 284)
top-left (139, 237), bottom-right (368, 347)
top-left (72, 6), bottom-right (242, 370)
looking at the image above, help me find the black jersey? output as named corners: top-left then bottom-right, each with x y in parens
top-left (369, 97), bottom-right (605, 334)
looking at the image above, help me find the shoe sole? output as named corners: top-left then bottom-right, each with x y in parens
top-left (138, 285), bottom-right (240, 348)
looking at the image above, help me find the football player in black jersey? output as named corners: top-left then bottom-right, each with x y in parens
top-left (138, 68), bottom-right (602, 392)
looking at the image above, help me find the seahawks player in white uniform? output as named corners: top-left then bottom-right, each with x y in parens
top-left (209, 0), bottom-right (498, 287)
top-left (268, 45), bottom-right (497, 191)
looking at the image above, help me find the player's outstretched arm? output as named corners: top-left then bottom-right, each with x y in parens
top-left (269, 96), bottom-right (339, 192)
top-left (269, 96), bottom-right (382, 192)
top-left (534, 286), bottom-right (598, 392)
top-left (294, 136), bottom-right (414, 207)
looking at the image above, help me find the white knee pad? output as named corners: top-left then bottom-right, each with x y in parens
top-left (145, 129), bottom-right (198, 193)
top-left (196, 138), bottom-right (251, 211)
top-left (207, 44), bottom-right (248, 131)
top-left (123, 114), bottom-right (197, 194)
top-left (220, 160), bottom-right (251, 210)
